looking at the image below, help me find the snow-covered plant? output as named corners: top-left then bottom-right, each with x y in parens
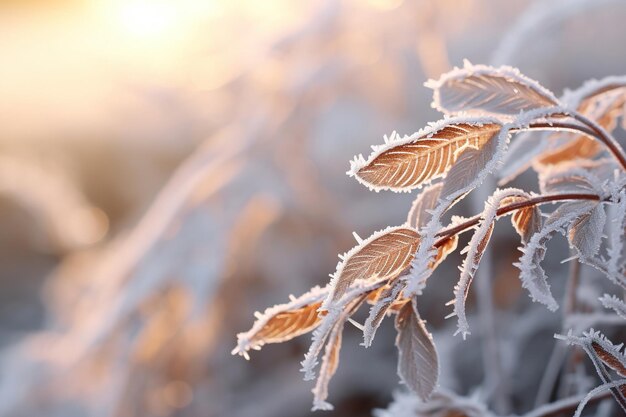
top-left (234, 61), bottom-right (626, 414)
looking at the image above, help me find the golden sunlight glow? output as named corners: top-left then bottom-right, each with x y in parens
top-left (118, 0), bottom-right (178, 39)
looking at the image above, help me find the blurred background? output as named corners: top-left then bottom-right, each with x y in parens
top-left (0, 0), bottom-right (625, 416)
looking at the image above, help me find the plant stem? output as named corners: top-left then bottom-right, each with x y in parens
top-left (523, 390), bottom-right (612, 417)
top-left (434, 193), bottom-right (600, 247)
top-left (572, 112), bottom-right (626, 170)
top-left (512, 115), bottom-right (626, 170)
top-left (515, 121), bottom-right (597, 138)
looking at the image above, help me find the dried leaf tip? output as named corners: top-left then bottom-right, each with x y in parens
top-left (232, 286), bottom-right (328, 358)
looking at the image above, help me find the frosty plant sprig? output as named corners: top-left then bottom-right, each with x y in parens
top-left (234, 61), bottom-right (626, 413)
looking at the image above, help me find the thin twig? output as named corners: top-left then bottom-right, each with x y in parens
top-left (523, 389), bottom-right (612, 417)
top-left (516, 120), bottom-right (597, 138)
top-left (434, 193), bottom-right (601, 247)
top-left (572, 112), bottom-right (626, 170)
top-left (512, 114), bottom-right (626, 170)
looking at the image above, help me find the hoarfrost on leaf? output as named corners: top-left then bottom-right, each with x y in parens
top-left (363, 278), bottom-right (407, 348)
top-left (349, 118), bottom-right (503, 193)
top-left (395, 299), bottom-right (438, 401)
top-left (427, 60), bottom-right (559, 116)
top-left (323, 226), bottom-right (420, 309)
top-left (516, 200), bottom-right (598, 311)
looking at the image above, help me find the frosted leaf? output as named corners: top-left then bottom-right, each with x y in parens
top-left (562, 75), bottom-right (626, 116)
top-left (592, 340), bottom-right (626, 378)
top-left (301, 307), bottom-right (345, 382)
top-left (535, 103), bottom-right (615, 168)
top-left (431, 234), bottom-right (458, 269)
top-left (348, 119), bottom-right (502, 193)
top-left (599, 294), bottom-right (626, 320)
top-left (302, 279), bottom-right (386, 380)
top-left (426, 61), bottom-right (559, 116)
top-left (537, 136), bottom-right (603, 166)
top-left (539, 165), bottom-right (602, 195)
top-left (557, 329), bottom-right (626, 374)
top-left (232, 286), bottom-right (328, 358)
top-left (324, 226), bottom-right (420, 308)
top-left (452, 222), bottom-right (493, 338)
top-left (513, 208), bottom-right (542, 245)
top-left (395, 299), bottom-right (438, 401)
top-left (575, 193), bottom-right (626, 287)
top-left (407, 183), bottom-right (443, 229)
top-left (516, 200), bottom-right (597, 310)
top-left (537, 76), bottom-right (626, 167)
top-left (543, 158), bottom-right (618, 189)
top-left (452, 188), bottom-right (527, 337)
top-left (309, 284), bottom-right (374, 410)
top-left (557, 329), bottom-right (626, 413)
top-left (363, 278), bottom-right (406, 347)
top-left (311, 321), bottom-right (343, 411)
top-left (501, 119), bottom-right (599, 184)
top-left (440, 125), bottom-right (505, 205)
top-left (500, 193), bottom-right (542, 244)
top-left (568, 202), bottom-right (606, 259)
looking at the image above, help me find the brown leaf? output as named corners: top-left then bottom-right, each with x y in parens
top-left (363, 278), bottom-right (406, 347)
top-left (233, 288), bottom-right (328, 357)
top-left (365, 285), bottom-right (387, 305)
top-left (428, 62), bottom-right (558, 116)
top-left (592, 341), bottom-right (626, 377)
top-left (501, 195), bottom-right (542, 244)
top-left (578, 84), bottom-right (626, 131)
top-left (538, 83), bottom-right (626, 166)
top-left (312, 322), bottom-right (344, 410)
top-left (302, 295), bottom-right (368, 381)
top-left (473, 224), bottom-right (493, 280)
top-left (517, 200), bottom-right (598, 311)
top-left (538, 136), bottom-right (603, 166)
top-left (431, 234), bottom-right (458, 268)
top-left (253, 302), bottom-right (325, 343)
top-left (568, 202), bottom-right (606, 259)
top-left (440, 127), bottom-right (502, 205)
top-left (324, 330), bottom-right (342, 379)
top-left (395, 299), bottom-right (438, 400)
top-left (453, 221), bottom-right (494, 337)
top-left (328, 227), bottom-right (420, 304)
top-left (512, 206), bottom-right (542, 245)
top-left (389, 297), bottom-right (411, 313)
top-left (352, 121), bottom-right (502, 192)
top-left (539, 168), bottom-right (599, 195)
top-left (407, 183), bottom-right (443, 229)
